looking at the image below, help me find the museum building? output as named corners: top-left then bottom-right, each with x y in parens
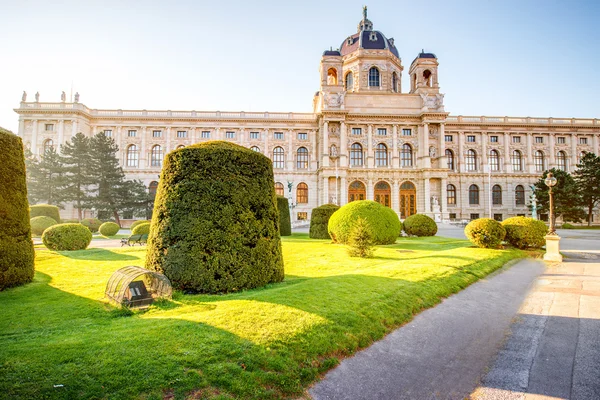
top-left (14, 8), bottom-right (600, 223)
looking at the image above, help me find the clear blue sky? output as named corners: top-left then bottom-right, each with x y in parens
top-left (1, 0), bottom-right (599, 133)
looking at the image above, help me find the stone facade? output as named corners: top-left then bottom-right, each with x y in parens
top-left (14, 9), bottom-right (600, 223)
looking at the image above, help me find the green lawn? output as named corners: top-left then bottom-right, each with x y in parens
top-left (0, 234), bottom-right (523, 399)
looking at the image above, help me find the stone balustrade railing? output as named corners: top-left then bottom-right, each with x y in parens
top-left (446, 115), bottom-right (599, 126)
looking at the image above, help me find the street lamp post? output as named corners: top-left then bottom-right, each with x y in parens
top-left (543, 172), bottom-right (562, 261)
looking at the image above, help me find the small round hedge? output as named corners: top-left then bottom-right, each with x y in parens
top-left (502, 216), bottom-right (548, 249)
top-left (561, 223), bottom-right (575, 229)
top-left (328, 200), bottom-right (401, 245)
top-left (309, 204), bottom-right (340, 239)
top-left (132, 222), bottom-right (150, 235)
top-left (276, 196), bottom-right (291, 236)
top-left (403, 214), bottom-right (437, 237)
top-left (42, 223), bottom-right (92, 251)
top-left (99, 222), bottom-right (120, 237)
top-left (130, 220), bottom-right (150, 230)
top-left (465, 218), bottom-right (506, 248)
top-left (30, 204), bottom-right (60, 222)
top-left (80, 218), bottom-right (102, 233)
top-left (145, 141), bottom-right (284, 293)
top-left (30, 216), bottom-right (58, 236)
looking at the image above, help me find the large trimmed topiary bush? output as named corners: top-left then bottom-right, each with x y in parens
top-left (465, 218), bottom-right (506, 248)
top-left (403, 214), bottom-right (438, 237)
top-left (276, 196), bottom-right (291, 236)
top-left (29, 204), bottom-right (60, 222)
top-left (30, 216), bottom-right (58, 236)
top-left (502, 216), bottom-right (548, 249)
top-left (0, 128), bottom-right (35, 290)
top-left (309, 203), bottom-right (340, 239)
top-left (42, 223), bottom-right (92, 251)
top-left (132, 222), bottom-right (150, 235)
top-left (99, 221), bottom-right (120, 237)
top-left (145, 141), bottom-right (284, 293)
top-left (328, 200), bottom-right (401, 245)
top-left (130, 220), bottom-right (150, 230)
top-left (80, 218), bottom-right (102, 233)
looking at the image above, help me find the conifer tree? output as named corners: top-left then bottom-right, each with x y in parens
top-left (347, 217), bottom-right (376, 258)
top-left (26, 147), bottom-right (67, 207)
top-left (61, 132), bottom-right (92, 220)
top-left (574, 152), bottom-right (600, 226)
top-left (532, 168), bottom-right (585, 223)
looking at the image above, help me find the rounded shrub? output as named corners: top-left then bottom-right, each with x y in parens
top-left (145, 141), bottom-right (284, 293)
top-left (328, 200), bottom-right (401, 245)
top-left (132, 222), bottom-right (150, 235)
top-left (42, 223), bottom-right (92, 251)
top-left (403, 214), bottom-right (438, 237)
top-left (30, 216), bottom-right (58, 236)
top-left (502, 216), bottom-right (548, 249)
top-left (276, 196), bottom-right (291, 236)
top-left (465, 218), bottom-right (506, 249)
top-left (130, 220), bottom-right (150, 230)
top-left (99, 221), bottom-right (120, 237)
top-left (309, 204), bottom-right (340, 239)
top-left (29, 204), bottom-right (60, 222)
top-left (0, 128), bottom-right (35, 290)
top-left (80, 218), bottom-right (102, 233)
top-left (561, 222), bottom-right (575, 229)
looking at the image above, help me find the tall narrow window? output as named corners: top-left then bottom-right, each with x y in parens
top-left (350, 143), bottom-right (363, 166)
top-left (401, 144), bottom-right (413, 167)
top-left (272, 147), bottom-right (285, 169)
top-left (557, 151), bottom-right (567, 171)
top-left (492, 184), bottom-right (502, 205)
top-left (42, 139), bottom-right (54, 153)
top-left (375, 143), bottom-right (388, 167)
top-left (126, 144), bottom-right (138, 167)
top-left (296, 183), bottom-right (308, 204)
top-left (469, 184), bottom-right (480, 205)
top-left (392, 72), bottom-right (398, 92)
top-left (466, 149), bottom-right (477, 171)
top-left (274, 182), bottom-right (284, 196)
top-left (489, 150), bottom-right (500, 171)
top-left (534, 150), bottom-right (545, 172)
top-left (446, 149), bottom-right (454, 170)
top-left (296, 147), bottom-right (309, 169)
top-left (345, 72), bottom-right (353, 91)
top-left (512, 150), bottom-right (523, 171)
top-left (368, 67), bottom-right (380, 87)
top-left (515, 185), bottom-right (525, 205)
top-left (151, 145), bottom-right (163, 167)
top-left (447, 184), bottom-right (456, 205)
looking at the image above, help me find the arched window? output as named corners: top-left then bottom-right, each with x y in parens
top-left (148, 181), bottom-right (159, 196)
top-left (250, 146), bottom-right (261, 153)
top-left (466, 149), bottom-right (477, 171)
top-left (151, 145), bottom-right (163, 167)
top-left (557, 151), bottom-right (567, 171)
top-left (515, 185), bottom-right (525, 205)
top-left (492, 184), bottom-right (502, 205)
top-left (296, 147), bottom-right (308, 169)
top-left (176, 145), bottom-right (185, 149)
top-left (489, 150), bottom-right (500, 171)
top-left (368, 67), bottom-right (380, 87)
top-left (375, 143), bottom-right (388, 167)
top-left (274, 182), bottom-right (284, 196)
top-left (126, 144), bottom-right (138, 167)
top-left (374, 181), bottom-right (391, 207)
top-left (392, 72), bottom-right (398, 93)
top-left (296, 182), bottom-right (308, 204)
top-left (447, 184), bottom-right (456, 205)
top-left (512, 150), bottom-right (523, 171)
top-left (534, 151), bottom-right (545, 172)
top-left (446, 149), bottom-right (455, 170)
top-left (401, 143), bottom-right (413, 167)
top-left (577, 151), bottom-right (587, 165)
top-left (42, 139), bottom-right (54, 153)
top-left (469, 184), bottom-right (479, 205)
top-left (345, 72), bottom-right (353, 91)
top-left (423, 69), bottom-right (432, 87)
top-left (273, 146), bottom-right (285, 169)
top-left (350, 143), bottom-right (363, 166)
top-left (327, 68), bottom-right (338, 85)
top-left (348, 180), bottom-right (366, 202)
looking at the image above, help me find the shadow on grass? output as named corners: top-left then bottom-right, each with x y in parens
top-left (59, 248), bottom-right (140, 261)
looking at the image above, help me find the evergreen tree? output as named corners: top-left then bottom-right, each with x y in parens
top-left (26, 147), bottom-right (67, 207)
top-left (61, 133), bottom-right (92, 220)
top-left (532, 168), bottom-right (585, 223)
top-left (574, 152), bottom-right (600, 226)
top-left (347, 217), bottom-right (376, 258)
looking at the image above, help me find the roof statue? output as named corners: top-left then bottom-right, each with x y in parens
top-left (363, 5), bottom-right (367, 19)
top-left (21, 91), bottom-right (26, 102)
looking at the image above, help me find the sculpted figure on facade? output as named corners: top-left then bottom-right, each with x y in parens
top-left (35, 92), bottom-right (39, 102)
top-left (325, 92), bottom-right (345, 108)
top-left (61, 91), bottom-right (66, 102)
top-left (429, 146), bottom-right (437, 158)
top-left (21, 91), bottom-right (27, 102)
top-left (74, 92), bottom-right (80, 103)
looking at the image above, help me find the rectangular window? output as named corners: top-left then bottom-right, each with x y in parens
top-left (490, 136), bottom-right (498, 143)
top-left (226, 131), bottom-right (235, 139)
top-left (177, 130), bottom-right (187, 138)
top-left (493, 214), bottom-right (503, 222)
top-left (470, 213), bottom-right (480, 220)
top-left (250, 131), bottom-right (260, 139)
top-left (201, 131), bottom-right (210, 139)
top-left (128, 130), bottom-right (136, 137)
top-left (297, 132), bottom-right (307, 140)
top-left (402, 129), bottom-right (412, 136)
top-left (352, 128), bottom-right (362, 136)
top-left (512, 136), bottom-right (521, 143)
top-left (579, 137), bottom-right (588, 145)
top-left (377, 128), bottom-right (387, 136)
top-left (45, 124), bottom-right (54, 131)
top-left (297, 212), bottom-right (308, 221)
top-left (103, 130), bottom-right (112, 137)
top-left (445, 135), bottom-right (453, 142)
top-left (274, 132), bottom-right (284, 140)
top-left (449, 213), bottom-right (457, 220)
top-left (557, 137), bottom-right (566, 144)
top-left (535, 136), bottom-right (544, 144)
top-left (467, 135), bottom-right (476, 143)
top-left (152, 130), bottom-right (161, 138)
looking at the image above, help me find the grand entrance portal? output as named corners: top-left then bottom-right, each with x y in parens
top-left (400, 181), bottom-right (416, 219)
top-left (348, 180), bottom-right (366, 202)
top-left (374, 181), bottom-right (391, 207)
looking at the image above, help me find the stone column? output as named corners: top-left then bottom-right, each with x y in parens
top-left (322, 176), bottom-right (329, 206)
top-left (72, 119), bottom-right (79, 137)
top-left (190, 127), bottom-right (197, 144)
top-left (287, 129), bottom-right (294, 171)
top-left (526, 132), bottom-right (533, 173)
top-left (392, 179), bottom-right (399, 214)
top-left (310, 130), bottom-right (318, 170)
top-left (570, 133), bottom-right (577, 171)
top-left (422, 123), bottom-right (430, 168)
top-left (116, 125), bottom-right (122, 160)
top-left (481, 131), bottom-right (488, 172)
top-left (458, 131), bottom-right (465, 172)
top-left (322, 121), bottom-right (330, 167)
top-left (367, 178), bottom-right (374, 200)
top-left (340, 176), bottom-right (347, 206)
top-left (18, 119), bottom-right (25, 139)
top-left (438, 123), bottom-right (446, 169)
top-left (367, 124), bottom-right (373, 168)
top-left (503, 132), bottom-right (511, 171)
top-left (31, 119), bottom-right (38, 155)
top-left (441, 178), bottom-right (448, 216)
top-left (594, 134), bottom-right (600, 156)
top-left (548, 132), bottom-right (555, 168)
top-left (140, 126), bottom-right (147, 169)
top-left (424, 179), bottom-right (431, 216)
top-left (165, 127), bottom-right (171, 153)
top-left (57, 120), bottom-right (64, 151)
top-left (340, 122), bottom-right (348, 167)
top-left (263, 128), bottom-right (269, 156)
top-left (392, 125), bottom-right (399, 168)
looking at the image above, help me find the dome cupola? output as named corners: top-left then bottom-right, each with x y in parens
top-left (339, 6), bottom-right (399, 58)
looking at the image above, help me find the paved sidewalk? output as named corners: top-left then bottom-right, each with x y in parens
top-left (310, 259), bottom-right (546, 400)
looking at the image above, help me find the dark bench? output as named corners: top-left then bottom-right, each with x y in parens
top-left (120, 234), bottom-right (148, 246)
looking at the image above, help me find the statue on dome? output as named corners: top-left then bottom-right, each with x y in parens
top-left (61, 91), bottom-right (66, 102)
top-left (363, 5), bottom-right (367, 19)
top-left (21, 91), bottom-right (27, 102)
top-left (74, 92), bottom-right (80, 103)
top-left (35, 92), bottom-right (40, 102)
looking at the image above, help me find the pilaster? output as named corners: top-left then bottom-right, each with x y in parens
top-left (367, 124), bottom-right (373, 168)
top-left (31, 119), bottom-right (38, 155)
top-left (367, 178), bottom-right (374, 200)
top-left (322, 121), bottom-right (330, 167)
top-left (140, 126), bottom-right (147, 169)
top-left (570, 133), bottom-right (577, 172)
top-left (340, 176), bottom-right (347, 206)
top-left (458, 131), bottom-right (465, 173)
top-left (422, 123), bottom-right (430, 168)
top-left (391, 179), bottom-right (399, 213)
top-left (438, 123), bottom-right (446, 169)
top-left (287, 129), bottom-right (294, 171)
top-left (526, 132), bottom-right (533, 173)
top-left (548, 132), bottom-right (555, 168)
top-left (441, 178), bottom-right (448, 216)
top-left (424, 179), bottom-right (431, 215)
top-left (165, 127), bottom-right (171, 153)
top-left (392, 125), bottom-right (399, 168)
top-left (503, 132), bottom-right (511, 171)
top-left (340, 122), bottom-right (348, 167)
top-left (322, 176), bottom-right (329, 205)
